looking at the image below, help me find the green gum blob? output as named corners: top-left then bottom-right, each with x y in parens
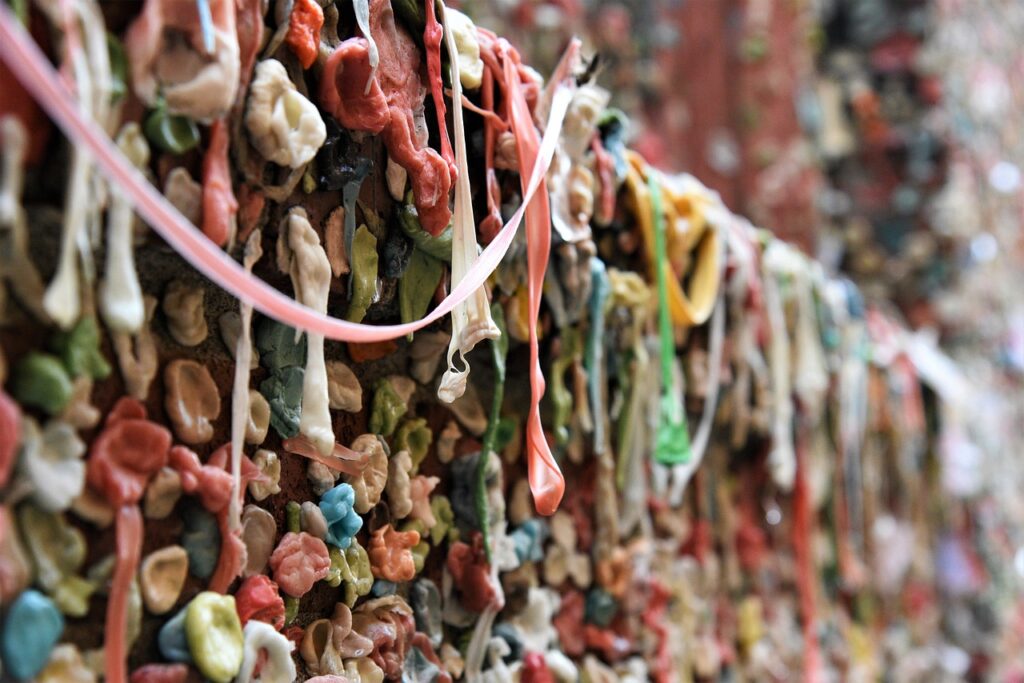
top-left (107, 34), bottom-right (128, 102)
top-left (428, 496), bottom-right (458, 546)
top-left (549, 327), bottom-right (581, 448)
top-left (144, 107), bottom-right (201, 155)
top-left (284, 596), bottom-right (300, 625)
top-left (52, 575), bottom-right (96, 618)
top-left (255, 317), bottom-right (307, 372)
top-left (51, 316), bottom-right (111, 380)
top-left (285, 500), bottom-right (302, 534)
top-left (337, 537), bottom-right (373, 607)
top-left (649, 173), bottom-right (691, 466)
top-left (325, 546), bottom-right (345, 587)
top-left (369, 379), bottom-right (407, 437)
top-left (399, 249), bottom-right (444, 332)
top-left (395, 418), bottom-right (433, 472)
top-left (346, 225), bottom-right (379, 323)
top-left (11, 353), bottom-right (73, 415)
top-left (398, 192), bottom-right (452, 262)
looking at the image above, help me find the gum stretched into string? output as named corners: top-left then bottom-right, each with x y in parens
top-left (647, 169), bottom-right (691, 466)
top-left (503, 38), bottom-right (580, 516)
top-left (0, 5), bottom-right (572, 343)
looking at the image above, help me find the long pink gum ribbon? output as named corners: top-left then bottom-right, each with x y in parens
top-left (503, 38), bottom-right (579, 516)
top-left (0, 4), bottom-right (572, 343)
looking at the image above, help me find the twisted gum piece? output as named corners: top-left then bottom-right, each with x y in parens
top-left (501, 38), bottom-right (580, 515)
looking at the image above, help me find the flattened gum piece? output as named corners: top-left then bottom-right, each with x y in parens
top-left (139, 545), bottom-right (189, 615)
top-left (164, 359), bottom-right (221, 445)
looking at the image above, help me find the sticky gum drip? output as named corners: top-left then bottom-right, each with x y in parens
top-left (503, 38), bottom-right (576, 516)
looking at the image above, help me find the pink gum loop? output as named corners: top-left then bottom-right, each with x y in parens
top-left (0, 9), bottom-right (576, 345)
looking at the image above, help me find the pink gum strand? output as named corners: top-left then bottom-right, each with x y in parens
top-left (283, 435), bottom-right (369, 476)
top-left (503, 38), bottom-right (581, 516)
top-left (0, 6), bottom-right (573, 344)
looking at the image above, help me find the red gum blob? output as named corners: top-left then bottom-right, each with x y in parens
top-left (130, 663), bottom-right (189, 683)
top-left (319, 0), bottom-right (452, 236)
top-left (411, 633), bottom-right (453, 683)
top-left (235, 574), bottom-right (286, 630)
top-left (168, 445), bottom-right (233, 513)
top-left (551, 589), bottom-right (584, 657)
top-left (445, 533), bottom-right (500, 613)
top-left (201, 118), bottom-right (237, 246)
top-left (283, 626), bottom-right (304, 649)
top-left (209, 512), bottom-right (247, 593)
top-left (87, 400), bottom-right (171, 508)
top-left (381, 103), bottom-right (451, 235)
top-left (106, 396), bottom-right (147, 423)
top-left (582, 625), bottom-right (631, 662)
top-left (736, 515), bottom-right (767, 572)
top-left (207, 441), bottom-right (267, 491)
top-left (285, 0), bottom-right (324, 69)
top-left (0, 390), bottom-right (21, 489)
top-left (270, 531), bottom-right (331, 597)
top-left (501, 42), bottom-right (564, 516)
top-left (521, 652), bottom-right (554, 683)
top-left (681, 518), bottom-right (713, 564)
top-left (368, 525), bottom-right (420, 583)
top-left (320, 39), bottom-right (389, 133)
top-left (87, 398), bottom-right (171, 683)
top-left (422, 0), bottom-right (455, 180)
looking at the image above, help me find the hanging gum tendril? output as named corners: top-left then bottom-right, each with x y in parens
top-left (477, 302), bottom-right (509, 562)
top-left (436, 0), bottom-right (499, 404)
top-left (645, 166), bottom-right (691, 466)
top-left (793, 435), bottom-right (823, 680)
top-left (86, 398), bottom-right (171, 683)
top-left (423, 0), bottom-right (456, 180)
top-left (228, 231), bottom-right (263, 537)
top-left (478, 56), bottom-right (505, 243)
top-left (0, 5), bottom-right (573, 345)
top-left (502, 36), bottom-right (580, 515)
